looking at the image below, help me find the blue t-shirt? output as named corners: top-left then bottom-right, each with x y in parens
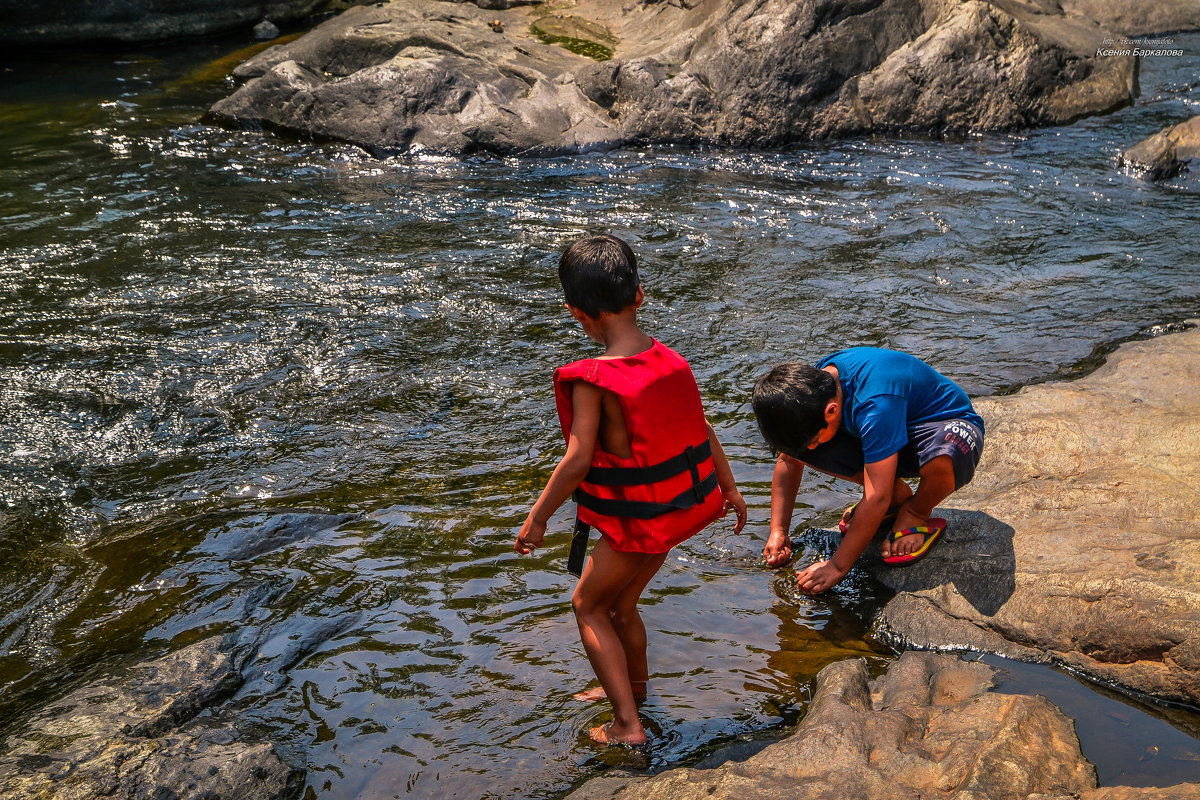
top-left (815, 348), bottom-right (984, 463)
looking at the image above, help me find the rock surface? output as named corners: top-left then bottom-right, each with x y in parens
top-left (0, 636), bottom-right (301, 800)
top-left (0, 1), bottom-right (325, 45)
top-left (874, 322), bottom-right (1200, 707)
top-left (569, 651), bottom-right (1103, 800)
top-left (209, 0), bottom-right (1138, 156)
top-left (1061, 0), bottom-right (1200, 37)
top-left (1121, 115), bottom-right (1200, 181)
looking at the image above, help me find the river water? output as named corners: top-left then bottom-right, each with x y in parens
top-left (1, 31), bottom-right (1199, 800)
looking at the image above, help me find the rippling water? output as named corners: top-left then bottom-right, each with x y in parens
top-left (1, 33), bottom-right (1199, 800)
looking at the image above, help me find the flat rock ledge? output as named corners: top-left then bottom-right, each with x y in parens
top-left (874, 321), bottom-right (1200, 708)
top-left (568, 652), bottom-right (1199, 800)
top-left (209, 0), bottom-right (1138, 156)
top-left (1120, 115), bottom-right (1200, 181)
top-left (0, 636), bottom-right (301, 800)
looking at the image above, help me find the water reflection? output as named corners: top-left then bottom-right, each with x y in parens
top-left (1, 31), bottom-right (1199, 800)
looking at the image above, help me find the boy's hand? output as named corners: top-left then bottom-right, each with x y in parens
top-left (795, 559), bottom-right (848, 594)
top-left (762, 530), bottom-right (792, 567)
top-left (722, 488), bottom-right (747, 533)
top-left (514, 516), bottom-right (546, 555)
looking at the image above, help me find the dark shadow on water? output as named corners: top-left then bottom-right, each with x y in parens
top-left (867, 509), bottom-right (1016, 617)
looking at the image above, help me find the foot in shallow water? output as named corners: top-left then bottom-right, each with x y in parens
top-left (573, 680), bottom-right (646, 703)
top-left (589, 720), bottom-right (646, 748)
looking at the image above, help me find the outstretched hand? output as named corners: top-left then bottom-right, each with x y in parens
top-left (514, 516), bottom-right (546, 555)
top-left (795, 558), bottom-right (848, 594)
top-left (762, 530), bottom-right (793, 567)
top-left (723, 488), bottom-right (748, 533)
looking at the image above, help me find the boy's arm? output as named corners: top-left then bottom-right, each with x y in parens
top-left (764, 453), bottom-right (803, 566)
top-left (796, 454), bottom-right (897, 593)
top-left (706, 421), bottom-right (746, 533)
top-left (515, 381), bottom-right (601, 555)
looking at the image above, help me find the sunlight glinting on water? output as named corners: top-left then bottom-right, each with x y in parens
top-left (1, 33), bottom-right (1199, 800)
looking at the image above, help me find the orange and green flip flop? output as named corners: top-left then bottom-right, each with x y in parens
top-left (882, 518), bottom-right (947, 566)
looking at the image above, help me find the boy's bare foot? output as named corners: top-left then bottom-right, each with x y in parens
top-left (881, 508), bottom-right (932, 558)
top-left (573, 681), bottom-right (646, 703)
top-left (590, 720), bottom-right (646, 747)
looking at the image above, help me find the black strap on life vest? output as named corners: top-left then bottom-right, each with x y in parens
top-left (567, 440), bottom-right (717, 575)
top-left (567, 517), bottom-right (590, 577)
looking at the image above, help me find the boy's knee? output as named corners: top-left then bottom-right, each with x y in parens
top-left (919, 455), bottom-right (957, 489)
top-left (609, 605), bottom-right (639, 630)
top-left (570, 590), bottom-right (588, 617)
top-left (571, 589), bottom-right (605, 619)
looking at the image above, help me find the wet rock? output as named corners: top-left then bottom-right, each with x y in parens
top-left (0, 1), bottom-right (325, 45)
top-left (209, 0), bottom-right (1137, 156)
top-left (1120, 115), bottom-right (1200, 181)
top-left (875, 321), bottom-right (1200, 707)
top-left (0, 636), bottom-right (301, 800)
top-left (567, 652), bottom-right (1098, 800)
top-left (199, 511), bottom-right (355, 561)
top-left (255, 19), bottom-right (282, 40)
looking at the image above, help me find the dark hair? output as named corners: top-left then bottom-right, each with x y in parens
top-left (558, 234), bottom-right (639, 317)
top-left (751, 363), bottom-right (837, 456)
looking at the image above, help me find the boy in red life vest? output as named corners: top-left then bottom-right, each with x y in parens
top-left (514, 234), bottom-right (747, 748)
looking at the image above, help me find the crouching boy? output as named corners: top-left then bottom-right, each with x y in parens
top-left (751, 347), bottom-right (984, 594)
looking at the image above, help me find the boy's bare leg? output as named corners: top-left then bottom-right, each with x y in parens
top-left (571, 537), bottom-right (664, 745)
top-left (884, 456), bottom-right (955, 558)
top-left (574, 548), bottom-right (665, 703)
top-left (831, 473), bottom-right (913, 529)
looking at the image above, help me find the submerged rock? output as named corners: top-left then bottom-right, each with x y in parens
top-left (1120, 115), bottom-right (1200, 181)
top-left (568, 652), bottom-right (1100, 800)
top-left (256, 19), bottom-right (283, 41)
top-left (0, 637), bottom-right (301, 800)
top-left (209, 0), bottom-right (1137, 156)
top-left (875, 322), bottom-right (1200, 707)
top-left (0, 1), bottom-right (325, 45)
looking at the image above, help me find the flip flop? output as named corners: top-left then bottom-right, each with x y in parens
top-left (882, 518), bottom-right (947, 566)
top-left (839, 502), bottom-right (900, 535)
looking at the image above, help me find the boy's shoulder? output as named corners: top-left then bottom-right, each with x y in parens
top-left (556, 339), bottom-right (694, 385)
top-left (823, 347), bottom-right (937, 377)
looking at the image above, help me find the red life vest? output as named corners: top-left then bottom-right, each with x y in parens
top-left (553, 339), bottom-right (723, 554)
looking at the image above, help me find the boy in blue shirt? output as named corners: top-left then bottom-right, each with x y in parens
top-left (751, 348), bottom-right (985, 594)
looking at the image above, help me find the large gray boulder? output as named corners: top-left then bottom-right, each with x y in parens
top-left (874, 322), bottom-right (1200, 707)
top-left (1120, 115), bottom-right (1200, 181)
top-left (0, 637), bottom-right (301, 800)
top-left (209, 0), bottom-right (1137, 156)
top-left (0, 1), bottom-right (325, 45)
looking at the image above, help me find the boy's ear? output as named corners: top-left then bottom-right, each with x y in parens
top-left (565, 303), bottom-right (589, 323)
top-left (634, 285), bottom-right (645, 308)
top-left (824, 400), bottom-right (839, 424)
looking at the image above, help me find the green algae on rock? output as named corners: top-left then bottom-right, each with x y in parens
top-left (530, 14), bottom-right (615, 61)
top-left (208, 0), bottom-right (1150, 156)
